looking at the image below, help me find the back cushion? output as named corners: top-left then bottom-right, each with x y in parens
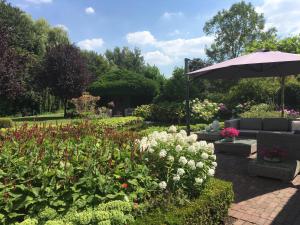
top-left (263, 118), bottom-right (289, 131)
top-left (240, 118), bottom-right (262, 130)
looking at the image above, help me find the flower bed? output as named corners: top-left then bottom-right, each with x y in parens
top-left (0, 122), bottom-right (232, 224)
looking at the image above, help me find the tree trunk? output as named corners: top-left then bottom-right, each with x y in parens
top-left (64, 98), bottom-right (67, 118)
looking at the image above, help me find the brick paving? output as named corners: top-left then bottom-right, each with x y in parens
top-left (215, 153), bottom-right (300, 225)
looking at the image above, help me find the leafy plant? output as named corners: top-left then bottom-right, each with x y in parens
top-left (0, 118), bottom-right (13, 128)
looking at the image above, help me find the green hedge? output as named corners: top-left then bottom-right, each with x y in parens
top-left (0, 118), bottom-right (13, 128)
top-left (132, 178), bottom-right (233, 225)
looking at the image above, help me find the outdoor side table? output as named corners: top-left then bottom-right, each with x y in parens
top-left (194, 131), bottom-right (221, 142)
top-left (214, 139), bottom-right (257, 156)
top-left (248, 159), bottom-right (300, 182)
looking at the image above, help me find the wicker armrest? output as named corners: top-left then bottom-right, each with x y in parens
top-left (224, 119), bottom-right (240, 129)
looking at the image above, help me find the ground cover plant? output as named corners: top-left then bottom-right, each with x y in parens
top-left (0, 118), bottom-right (232, 224)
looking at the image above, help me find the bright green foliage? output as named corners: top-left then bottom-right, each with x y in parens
top-left (204, 1), bottom-right (275, 62)
top-left (190, 99), bottom-right (219, 122)
top-left (0, 121), bottom-right (156, 224)
top-left (280, 81), bottom-right (300, 110)
top-left (18, 201), bottom-right (133, 225)
top-left (133, 105), bottom-right (152, 120)
top-left (132, 178), bottom-right (234, 225)
top-left (16, 219), bottom-right (38, 225)
top-left (246, 35), bottom-right (300, 54)
top-left (0, 118), bottom-right (13, 128)
top-left (241, 104), bottom-right (281, 118)
top-left (226, 78), bottom-right (280, 107)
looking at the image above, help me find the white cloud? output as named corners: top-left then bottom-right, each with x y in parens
top-left (156, 36), bottom-right (214, 59)
top-left (85, 7), bottom-right (95, 15)
top-left (126, 31), bottom-right (156, 45)
top-left (55, 24), bottom-right (68, 31)
top-left (256, 0), bottom-right (300, 35)
top-left (162, 11), bottom-right (184, 20)
top-left (126, 30), bottom-right (213, 66)
top-left (25, 0), bottom-right (52, 4)
top-left (77, 38), bottom-right (104, 51)
top-left (143, 51), bottom-right (172, 66)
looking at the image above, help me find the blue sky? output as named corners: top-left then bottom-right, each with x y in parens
top-left (7, 0), bottom-right (300, 76)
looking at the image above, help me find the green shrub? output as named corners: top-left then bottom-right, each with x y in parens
top-left (18, 201), bottom-right (133, 225)
top-left (151, 102), bottom-right (185, 123)
top-left (190, 98), bottom-right (219, 123)
top-left (132, 178), bottom-right (234, 225)
top-left (281, 81), bottom-right (300, 110)
top-left (133, 105), bottom-right (152, 120)
top-left (240, 103), bottom-right (281, 118)
top-left (0, 118), bottom-right (13, 128)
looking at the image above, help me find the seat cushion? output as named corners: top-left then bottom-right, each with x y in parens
top-left (263, 118), bottom-right (289, 131)
top-left (239, 129), bottom-right (259, 139)
top-left (240, 118), bottom-right (263, 130)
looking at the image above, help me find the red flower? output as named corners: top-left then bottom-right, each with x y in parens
top-left (121, 183), bottom-right (128, 188)
top-left (220, 127), bottom-right (240, 138)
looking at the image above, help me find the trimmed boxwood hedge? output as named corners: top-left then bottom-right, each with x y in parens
top-left (132, 178), bottom-right (234, 225)
top-left (0, 118), bottom-right (13, 128)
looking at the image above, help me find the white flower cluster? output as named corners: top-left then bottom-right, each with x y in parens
top-left (136, 126), bottom-right (217, 193)
top-left (191, 98), bottom-right (219, 122)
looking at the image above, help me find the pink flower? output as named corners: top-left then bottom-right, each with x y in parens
top-left (220, 127), bottom-right (240, 138)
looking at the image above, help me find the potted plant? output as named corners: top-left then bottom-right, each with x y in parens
top-left (260, 146), bottom-right (287, 163)
top-left (220, 127), bottom-right (240, 142)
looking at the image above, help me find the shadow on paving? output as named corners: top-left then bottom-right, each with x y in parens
top-left (215, 153), bottom-right (300, 225)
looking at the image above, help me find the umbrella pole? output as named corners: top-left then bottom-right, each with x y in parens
top-left (281, 76), bottom-right (285, 118)
top-left (185, 58), bottom-right (191, 135)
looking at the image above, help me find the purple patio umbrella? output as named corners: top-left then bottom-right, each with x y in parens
top-left (185, 51), bottom-right (300, 133)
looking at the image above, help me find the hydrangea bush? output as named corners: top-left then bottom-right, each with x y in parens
top-left (190, 98), bottom-right (219, 122)
top-left (136, 126), bottom-right (217, 197)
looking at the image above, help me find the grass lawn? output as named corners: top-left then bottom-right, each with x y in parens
top-left (11, 113), bottom-right (79, 126)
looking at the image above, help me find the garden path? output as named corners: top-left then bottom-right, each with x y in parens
top-left (216, 153), bottom-right (300, 225)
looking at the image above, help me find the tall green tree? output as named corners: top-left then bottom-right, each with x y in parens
top-left (204, 1), bottom-right (276, 62)
top-left (40, 44), bottom-right (90, 117)
top-left (105, 47), bottom-right (145, 72)
top-left (81, 51), bottom-right (109, 81)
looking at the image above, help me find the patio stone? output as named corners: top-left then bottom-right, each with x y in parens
top-left (216, 153), bottom-right (300, 225)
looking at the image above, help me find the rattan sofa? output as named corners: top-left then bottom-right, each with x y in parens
top-left (225, 118), bottom-right (300, 139)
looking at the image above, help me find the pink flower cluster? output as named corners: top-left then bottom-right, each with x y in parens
top-left (220, 127), bottom-right (240, 138)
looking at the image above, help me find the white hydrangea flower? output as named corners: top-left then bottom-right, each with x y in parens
top-left (179, 156), bottom-right (188, 165)
top-left (148, 148), bottom-right (155, 153)
top-left (175, 145), bottom-right (182, 152)
top-left (208, 168), bottom-right (215, 176)
top-left (159, 181), bottom-right (167, 189)
top-left (199, 141), bottom-right (208, 147)
top-left (177, 168), bottom-right (185, 176)
top-left (212, 162), bottom-right (217, 167)
top-left (173, 175), bottom-right (180, 181)
top-left (188, 145), bottom-right (196, 153)
top-left (195, 178), bottom-right (203, 184)
top-left (196, 162), bottom-right (204, 168)
top-left (168, 155), bottom-right (175, 162)
top-left (168, 125), bottom-right (177, 133)
top-left (159, 149), bottom-right (167, 158)
top-left (188, 134), bottom-right (198, 143)
top-left (208, 143), bottom-right (214, 150)
top-left (187, 160), bottom-right (196, 170)
top-left (211, 154), bottom-right (217, 160)
top-left (150, 140), bottom-right (157, 147)
top-left (201, 152), bottom-right (209, 160)
top-left (179, 130), bottom-right (187, 137)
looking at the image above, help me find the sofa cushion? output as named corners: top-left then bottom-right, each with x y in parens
top-left (291, 120), bottom-right (300, 132)
top-left (263, 118), bottom-right (289, 131)
top-left (240, 118), bottom-right (262, 130)
top-left (239, 130), bottom-right (259, 139)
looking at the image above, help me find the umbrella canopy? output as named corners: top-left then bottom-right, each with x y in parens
top-left (188, 51), bottom-right (300, 79)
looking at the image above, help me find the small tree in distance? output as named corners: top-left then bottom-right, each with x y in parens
top-left (41, 44), bottom-right (90, 117)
